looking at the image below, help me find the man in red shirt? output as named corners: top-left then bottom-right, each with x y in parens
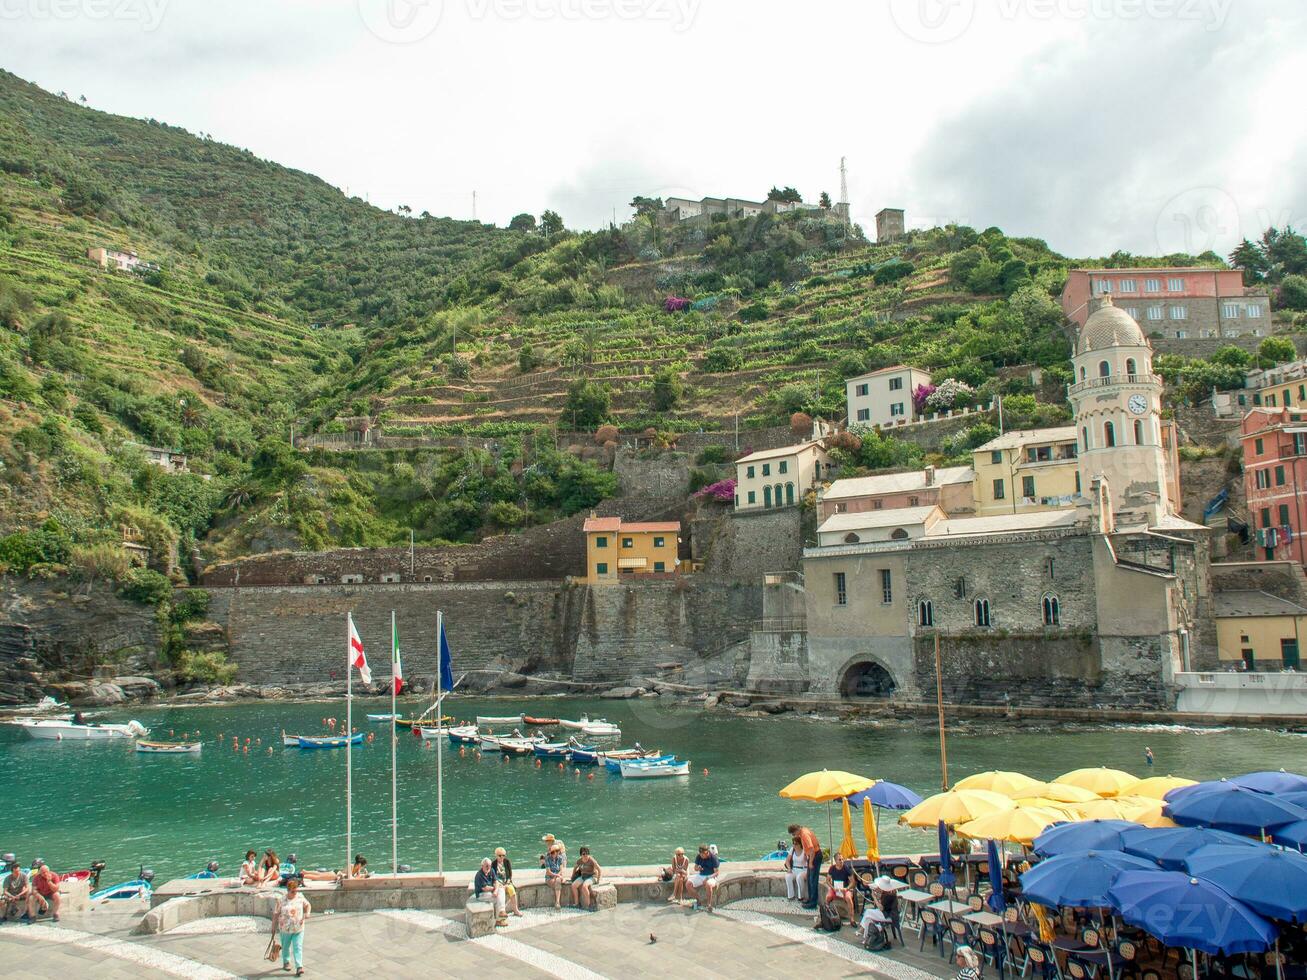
top-left (788, 823), bottom-right (822, 910)
top-left (29, 859), bottom-right (60, 922)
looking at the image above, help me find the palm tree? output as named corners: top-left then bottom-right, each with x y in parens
top-left (223, 483), bottom-right (255, 513)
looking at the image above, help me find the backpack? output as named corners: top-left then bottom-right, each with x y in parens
top-left (862, 922), bottom-right (890, 951)
top-left (816, 901), bottom-right (842, 932)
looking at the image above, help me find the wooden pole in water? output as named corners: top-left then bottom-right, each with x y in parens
top-left (934, 630), bottom-right (949, 790)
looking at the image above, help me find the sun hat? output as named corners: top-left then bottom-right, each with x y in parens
top-left (873, 875), bottom-right (896, 890)
top-left (541, 834), bottom-right (556, 843)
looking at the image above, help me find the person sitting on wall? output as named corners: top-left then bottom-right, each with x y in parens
top-left (683, 844), bottom-right (720, 913)
top-left (278, 854), bottom-right (300, 886)
top-left (258, 850), bottom-right (280, 886)
top-left (239, 850), bottom-right (260, 886)
top-left (474, 858), bottom-right (506, 925)
top-left (2, 861), bottom-right (31, 922)
top-left (28, 859), bottom-right (61, 922)
top-left (569, 846), bottom-right (602, 911)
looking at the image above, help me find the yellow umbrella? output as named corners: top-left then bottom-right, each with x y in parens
top-left (863, 798), bottom-right (880, 863)
top-left (779, 770), bottom-right (875, 847)
top-left (1128, 775), bottom-right (1196, 800)
top-left (956, 806), bottom-right (1067, 846)
top-left (1036, 782), bottom-right (1101, 804)
top-left (839, 799), bottom-right (858, 858)
top-left (1116, 795), bottom-right (1178, 828)
top-left (953, 771), bottom-right (1047, 799)
top-left (899, 789), bottom-right (1015, 828)
top-left (1013, 797), bottom-right (1082, 819)
top-left (1062, 797), bottom-right (1135, 821)
top-left (1054, 767), bottom-right (1140, 798)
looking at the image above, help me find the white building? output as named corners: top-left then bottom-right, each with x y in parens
top-left (845, 365), bottom-right (932, 428)
top-left (734, 440), bottom-right (831, 511)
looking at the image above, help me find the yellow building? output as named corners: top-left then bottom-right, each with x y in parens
top-left (971, 427), bottom-right (1081, 517)
top-left (582, 516), bottom-right (681, 584)
top-left (1214, 590), bottom-right (1306, 670)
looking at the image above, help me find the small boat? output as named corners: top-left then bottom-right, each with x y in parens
top-left (10, 719), bottom-right (147, 740)
top-left (476, 714), bottom-right (525, 728)
top-left (295, 732), bottom-right (364, 750)
top-left (416, 725), bottom-right (460, 739)
top-left (136, 740), bottom-right (202, 755)
top-left (479, 735), bottom-right (538, 755)
top-left (367, 713), bottom-right (399, 722)
top-left (581, 721), bottom-right (621, 738)
top-left (605, 753), bottom-right (674, 773)
top-left (91, 878), bottom-right (153, 903)
top-left (534, 741), bottom-right (589, 759)
top-left (557, 715), bottom-right (593, 731)
top-left (394, 716), bottom-right (451, 729)
top-left (445, 725), bottom-right (480, 745)
top-left (619, 759), bottom-right (690, 779)
top-left (281, 731), bottom-right (303, 747)
top-left (524, 716), bottom-right (560, 726)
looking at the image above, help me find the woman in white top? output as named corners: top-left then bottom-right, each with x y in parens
top-left (784, 837), bottom-right (807, 902)
top-left (239, 850), bottom-right (259, 886)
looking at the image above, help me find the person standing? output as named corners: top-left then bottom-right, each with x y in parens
top-left (788, 823), bottom-right (822, 910)
top-left (272, 877), bottom-right (311, 976)
top-left (1144, 746), bottom-right (1155, 768)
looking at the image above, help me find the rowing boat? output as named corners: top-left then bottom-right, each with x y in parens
top-left (480, 735), bottom-right (538, 755)
top-left (619, 759), bottom-right (690, 779)
top-left (534, 741), bottom-right (590, 759)
top-left (523, 716), bottom-right (560, 726)
top-left (9, 719), bottom-right (148, 740)
top-left (295, 732), bottom-right (364, 749)
top-left (476, 714), bottom-right (525, 727)
top-left (604, 753), bottom-right (672, 772)
top-left (557, 715), bottom-right (593, 730)
top-left (136, 740), bottom-right (202, 755)
top-left (580, 721), bottom-right (621, 738)
top-left (416, 725), bottom-right (461, 739)
top-left (446, 725), bottom-right (480, 745)
top-left (366, 713), bottom-right (398, 722)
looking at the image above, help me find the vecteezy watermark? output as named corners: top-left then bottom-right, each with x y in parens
top-left (357, 0), bottom-right (445, 44)
top-left (359, 0), bottom-right (699, 42)
top-left (1155, 186), bottom-right (1242, 256)
top-left (889, 0), bottom-right (1232, 44)
top-left (0, 0), bottom-right (168, 31)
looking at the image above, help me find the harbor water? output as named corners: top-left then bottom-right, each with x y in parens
top-left (3, 696), bottom-right (1303, 881)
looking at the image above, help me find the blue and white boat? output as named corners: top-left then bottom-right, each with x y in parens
top-left (619, 758), bottom-right (690, 779)
top-left (446, 725), bottom-right (479, 745)
top-left (534, 741), bottom-right (587, 760)
top-left (605, 754), bottom-right (674, 773)
top-left (91, 868), bottom-right (155, 903)
top-left (295, 732), bottom-right (364, 750)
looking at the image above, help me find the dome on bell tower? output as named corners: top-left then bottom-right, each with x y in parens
top-left (1077, 295), bottom-right (1147, 354)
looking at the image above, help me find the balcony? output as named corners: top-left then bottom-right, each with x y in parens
top-left (1069, 373), bottom-right (1163, 397)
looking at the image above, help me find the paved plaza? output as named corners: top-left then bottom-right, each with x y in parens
top-left (0, 897), bottom-right (959, 979)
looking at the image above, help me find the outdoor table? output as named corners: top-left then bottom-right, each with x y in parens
top-left (877, 879), bottom-right (909, 892)
top-left (897, 888), bottom-right (933, 927)
top-left (964, 911), bottom-right (1004, 927)
top-left (929, 899), bottom-right (971, 918)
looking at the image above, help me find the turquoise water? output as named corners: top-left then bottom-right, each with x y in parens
top-left (2, 696), bottom-right (1303, 883)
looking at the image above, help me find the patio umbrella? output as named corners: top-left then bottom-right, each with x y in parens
top-left (1033, 819), bottom-right (1138, 857)
top-left (1129, 775), bottom-right (1197, 800)
top-left (1271, 820), bottom-right (1307, 850)
top-left (1107, 870), bottom-right (1278, 957)
top-left (1119, 797), bottom-right (1178, 829)
top-left (1020, 848), bottom-right (1157, 908)
top-left (860, 781), bottom-right (924, 811)
top-left (863, 798), bottom-right (879, 863)
top-left (957, 806), bottom-right (1067, 846)
top-left (1282, 791), bottom-right (1307, 809)
top-left (1166, 782), bottom-right (1307, 836)
top-left (1014, 796), bottom-right (1080, 817)
top-left (780, 769), bottom-right (874, 846)
top-left (838, 799), bottom-right (858, 859)
top-left (1164, 778), bottom-right (1230, 804)
top-left (1230, 770), bottom-right (1307, 795)
top-left (954, 770), bottom-right (1046, 799)
top-left (938, 820), bottom-right (955, 887)
top-left (899, 789), bottom-right (1014, 828)
top-left (1036, 782), bottom-right (1101, 804)
top-left (1120, 825), bottom-right (1261, 870)
top-left (1063, 798), bottom-right (1138, 822)
top-left (1054, 767), bottom-right (1139, 798)
top-left (1184, 844), bottom-right (1307, 923)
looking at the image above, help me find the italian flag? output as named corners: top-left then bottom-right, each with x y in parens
top-left (392, 618), bottom-right (403, 696)
top-left (348, 612), bottom-right (371, 686)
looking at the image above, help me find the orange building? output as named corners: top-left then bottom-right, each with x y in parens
top-left (582, 516), bottom-right (681, 583)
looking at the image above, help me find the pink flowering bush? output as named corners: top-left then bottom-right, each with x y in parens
top-left (664, 296), bottom-right (691, 312)
top-left (694, 478), bottom-right (737, 502)
top-left (912, 383), bottom-right (936, 412)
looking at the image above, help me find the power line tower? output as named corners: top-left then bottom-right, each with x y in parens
top-left (838, 156), bottom-right (851, 232)
top-left (472, 190), bottom-right (477, 221)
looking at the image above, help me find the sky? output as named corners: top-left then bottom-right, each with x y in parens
top-left (1, 0), bottom-right (1304, 257)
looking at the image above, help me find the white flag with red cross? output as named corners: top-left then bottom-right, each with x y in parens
top-left (348, 613), bottom-right (371, 686)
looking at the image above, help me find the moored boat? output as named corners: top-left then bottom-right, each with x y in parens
top-left (416, 725), bottom-right (460, 739)
top-left (295, 732), bottom-right (364, 749)
top-left (581, 721), bottom-right (621, 738)
top-left (10, 719), bottom-right (147, 741)
top-left (523, 716), bottom-right (560, 726)
top-left (136, 740), bottom-right (202, 755)
top-left (619, 759), bottom-right (690, 779)
top-left (534, 741), bottom-right (589, 759)
top-left (366, 713), bottom-right (399, 722)
top-left (446, 725), bottom-right (480, 745)
top-left (281, 731), bottom-right (302, 747)
top-left (605, 753), bottom-right (673, 773)
top-left (476, 714), bottom-right (525, 728)
top-left (557, 714), bottom-right (594, 730)
top-left (569, 746), bottom-right (603, 765)
top-left (480, 735), bottom-right (538, 755)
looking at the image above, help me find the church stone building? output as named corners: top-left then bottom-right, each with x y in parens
top-left (796, 299), bottom-right (1212, 709)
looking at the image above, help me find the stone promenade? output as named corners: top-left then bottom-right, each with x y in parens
top-left (0, 896), bottom-right (959, 979)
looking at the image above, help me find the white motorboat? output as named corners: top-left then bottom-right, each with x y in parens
top-left (10, 719), bottom-right (147, 741)
top-left (476, 714), bottom-right (524, 728)
top-left (417, 725), bottom-right (460, 739)
top-left (136, 740), bottom-right (202, 755)
top-left (557, 714), bottom-right (593, 730)
top-left (581, 721), bottom-right (621, 738)
top-left (366, 713), bottom-right (399, 722)
top-left (619, 759), bottom-right (690, 779)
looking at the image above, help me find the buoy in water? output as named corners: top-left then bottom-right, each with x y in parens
top-left (266, 747), bottom-right (273, 755)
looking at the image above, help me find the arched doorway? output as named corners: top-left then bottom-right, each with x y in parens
top-left (839, 660), bottom-right (898, 699)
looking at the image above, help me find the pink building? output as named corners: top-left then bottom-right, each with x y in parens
top-left (1060, 268), bottom-right (1270, 340)
top-left (817, 465), bottom-right (974, 522)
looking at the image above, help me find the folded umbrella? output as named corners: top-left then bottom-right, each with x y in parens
top-left (863, 798), bottom-right (879, 863)
top-left (1020, 849), bottom-right (1156, 908)
top-left (839, 799), bottom-right (857, 859)
top-left (1033, 819), bottom-right (1137, 857)
top-left (1183, 845), bottom-right (1307, 923)
top-left (986, 839), bottom-right (1006, 914)
top-left (938, 820), bottom-right (955, 887)
top-left (1120, 826), bottom-right (1261, 870)
top-left (1107, 870), bottom-right (1277, 956)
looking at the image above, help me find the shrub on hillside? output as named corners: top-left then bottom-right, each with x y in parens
top-left (0, 519), bottom-right (72, 574)
top-left (703, 345), bottom-right (744, 372)
top-left (693, 478), bottom-right (736, 503)
top-left (790, 412), bottom-right (813, 438)
top-left (825, 430), bottom-right (863, 454)
top-left (1277, 275), bottom-right (1307, 311)
top-left (69, 543), bottom-right (131, 586)
top-left (171, 588), bottom-right (211, 623)
top-left (118, 567), bottom-right (172, 606)
top-left (836, 353), bottom-right (866, 378)
top-left (738, 302), bottom-right (769, 323)
top-left (563, 379), bottom-right (611, 429)
top-left (791, 340), bottom-right (822, 364)
top-left (174, 649), bottom-right (238, 685)
top-left (696, 445), bottom-right (728, 465)
top-left (518, 343), bottom-right (537, 373)
top-left (594, 424), bottom-right (619, 445)
top-left (651, 367), bottom-right (683, 411)
top-left (1259, 336), bottom-right (1296, 365)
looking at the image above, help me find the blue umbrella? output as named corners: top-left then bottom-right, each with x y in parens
top-left (1230, 770), bottom-right (1307, 795)
top-left (1020, 849), bottom-right (1156, 908)
top-left (1108, 870), bottom-right (1277, 956)
top-left (986, 839), bottom-right (1006, 913)
top-left (845, 782), bottom-right (924, 811)
top-left (1281, 791), bottom-right (1307, 810)
top-left (1184, 844), bottom-right (1307, 923)
top-left (1272, 821), bottom-right (1307, 850)
top-left (1167, 783), bottom-right (1307, 835)
top-left (1033, 819), bottom-right (1137, 857)
top-left (1163, 778), bottom-right (1230, 804)
top-left (938, 820), bottom-right (955, 887)
top-left (1120, 826), bottom-right (1262, 870)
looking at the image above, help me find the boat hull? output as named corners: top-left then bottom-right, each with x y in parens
top-left (580, 724), bottom-right (621, 738)
top-left (12, 720), bottom-right (145, 740)
top-left (295, 733), bottom-right (364, 749)
top-left (476, 714), bottom-right (525, 727)
top-left (619, 760), bottom-right (690, 779)
top-left (523, 717), bottom-right (559, 726)
top-left (605, 754), bottom-right (673, 772)
top-left (136, 741), bottom-right (202, 755)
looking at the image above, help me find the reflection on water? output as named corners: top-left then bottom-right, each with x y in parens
top-left (2, 696), bottom-right (1302, 880)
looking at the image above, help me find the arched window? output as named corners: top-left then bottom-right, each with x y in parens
top-left (775, 484), bottom-right (784, 507)
top-left (918, 599), bottom-right (934, 627)
top-left (1080, 366), bottom-right (1087, 381)
top-left (1042, 593), bottom-right (1060, 626)
top-left (1134, 419), bottom-right (1144, 444)
top-left (890, 528), bottom-right (909, 540)
top-left (974, 598), bottom-right (992, 628)
top-left (1082, 426), bottom-right (1090, 451)
top-left (1099, 360), bottom-right (1111, 378)
top-left (785, 483), bottom-right (795, 506)
top-left (843, 532), bottom-right (860, 544)
top-left (1104, 421), bottom-right (1116, 447)
top-left (1126, 357), bottom-right (1137, 376)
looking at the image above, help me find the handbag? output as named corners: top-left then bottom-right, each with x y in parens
top-left (265, 935), bottom-right (281, 962)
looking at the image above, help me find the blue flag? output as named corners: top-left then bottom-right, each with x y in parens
top-left (438, 621), bottom-right (456, 693)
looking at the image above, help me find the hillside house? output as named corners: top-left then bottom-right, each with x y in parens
top-left (135, 444), bottom-right (189, 473)
top-left (582, 516), bottom-right (681, 583)
top-left (1060, 268), bottom-right (1271, 339)
top-left (971, 427), bottom-right (1082, 517)
top-left (845, 365), bottom-right (932, 429)
top-left (734, 440), bottom-right (831, 511)
top-left (1214, 590), bottom-right (1307, 671)
top-left (87, 246), bottom-right (155, 273)
top-left (817, 465), bottom-right (975, 521)
top-left (660, 195), bottom-right (823, 224)
top-left (875, 208), bottom-right (905, 242)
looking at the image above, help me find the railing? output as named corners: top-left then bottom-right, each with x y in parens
top-left (1068, 373), bottom-right (1162, 397)
top-left (752, 617), bottom-right (807, 633)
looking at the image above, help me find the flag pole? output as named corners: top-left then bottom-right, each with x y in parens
top-left (436, 608), bottom-right (445, 876)
top-left (391, 610), bottom-right (398, 875)
top-left (346, 613), bottom-right (353, 874)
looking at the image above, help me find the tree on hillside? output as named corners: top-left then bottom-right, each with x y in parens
top-left (630, 196), bottom-right (663, 218)
top-left (1229, 239), bottom-right (1268, 285)
top-left (1258, 337), bottom-right (1296, 366)
top-left (508, 213), bottom-right (537, 232)
top-left (540, 210), bottom-right (565, 238)
top-left (767, 186), bottom-right (802, 203)
top-left (1277, 274), bottom-right (1307, 311)
top-left (562, 378), bottom-right (611, 429)
top-left (1230, 227), bottom-right (1307, 286)
top-left (651, 367), bottom-right (683, 412)
top-left (819, 191), bottom-right (832, 209)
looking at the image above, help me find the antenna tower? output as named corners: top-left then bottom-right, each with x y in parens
top-left (839, 157), bottom-right (850, 230)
